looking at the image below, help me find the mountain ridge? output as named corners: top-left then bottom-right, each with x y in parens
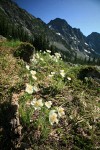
top-left (0, 0), bottom-right (100, 59)
top-left (48, 18), bottom-right (100, 58)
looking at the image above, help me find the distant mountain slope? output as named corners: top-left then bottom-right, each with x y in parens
top-left (0, 0), bottom-right (100, 58)
top-left (0, 0), bottom-right (74, 57)
top-left (87, 32), bottom-right (100, 55)
top-left (48, 18), bottom-right (100, 58)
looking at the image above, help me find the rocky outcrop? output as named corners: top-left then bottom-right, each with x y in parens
top-left (0, 93), bottom-right (22, 150)
top-left (78, 66), bottom-right (100, 83)
top-left (0, 35), bottom-right (7, 42)
top-left (10, 93), bottom-right (22, 149)
top-left (87, 32), bottom-right (100, 56)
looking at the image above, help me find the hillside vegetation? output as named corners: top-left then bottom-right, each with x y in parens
top-left (0, 40), bottom-right (100, 150)
top-left (1, 0), bottom-right (100, 60)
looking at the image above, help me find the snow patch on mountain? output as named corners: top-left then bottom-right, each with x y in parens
top-left (56, 32), bottom-right (61, 36)
top-left (49, 25), bottom-right (52, 28)
top-left (85, 42), bottom-right (88, 46)
top-left (84, 49), bottom-right (91, 53)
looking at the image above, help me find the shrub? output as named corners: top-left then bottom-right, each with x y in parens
top-left (78, 66), bottom-right (100, 80)
top-left (14, 42), bottom-right (35, 63)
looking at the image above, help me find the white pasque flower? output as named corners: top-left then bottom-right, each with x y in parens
top-left (36, 53), bottom-right (40, 59)
top-left (51, 72), bottom-right (55, 75)
top-left (26, 64), bottom-right (30, 70)
top-left (46, 49), bottom-right (51, 53)
top-left (67, 77), bottom-right (71, 81)
top-left (33, 86), bottom-right (39, 92)
top-left (30, 70), bottom-right (37, 80)
top-left (56, 106), bottom-right (65, 118)
top-left (25, 83), bottom-right (33, 94)
top-left (31, 98), bottom-right (43, 110)
top-left (32, 75), bottom-right (37, 80)
top-left (40, 58), bottom-right (44, 61)
top-left (45, 101), bottom-right (52, 108)
top-left (31, 56), bottom-right (38, 64)
top-left (30, 70), bottom-right (36, 75)
top-left (60, 70), bottom-right (65, 78)
top-left (52, 55), bottom-right (58, 62)
top-left (49, 110), bottom-right (59, 125)
top-left (43, 51), bottom-right (46, 54)
top-left (48, 72), bottom-right (55, 78)
top-left (54, 52), bottom-right (61, 59)
top-left (48, 74), bottom-right (53, 78)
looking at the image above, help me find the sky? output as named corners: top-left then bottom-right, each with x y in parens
top-left (13, 0), bottom-right (100, 36)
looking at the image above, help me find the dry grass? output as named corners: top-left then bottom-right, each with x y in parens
top-left (0, 45), bottom-right (29, 87)
top-left (0, 47), bottom-right (19, 85)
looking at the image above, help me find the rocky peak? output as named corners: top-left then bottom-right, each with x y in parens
top-left (87, 32), bottom-right (100, 41)
top-left (48, 18), bottom-right (70, 28)
top-left (48, 18), bottom-right (72, 37)
top-left (87, 32), bottom-right (100, 55)
top-left (48, 18), bottom-right (94, 58)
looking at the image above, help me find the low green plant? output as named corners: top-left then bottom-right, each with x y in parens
top-left (0, 40), bottom-right (21, 48)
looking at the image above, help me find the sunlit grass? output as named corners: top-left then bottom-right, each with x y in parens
top-left (0, 40), bottom-right (21, 48)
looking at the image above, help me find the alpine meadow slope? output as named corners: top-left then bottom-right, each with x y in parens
top-left (0, 40), bottom-right (100, 149)
top-left (0, 0), bottom-right (100, 149)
